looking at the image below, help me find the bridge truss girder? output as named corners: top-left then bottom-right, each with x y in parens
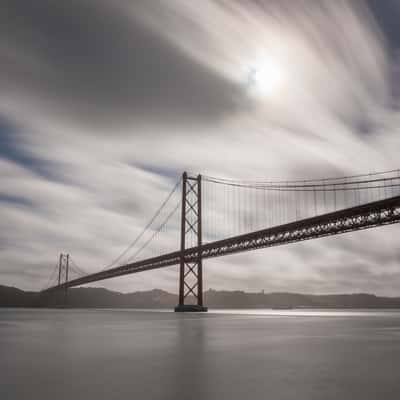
top-left (45, 195), bottom-right (400, 292)
top-left (188, 195), bottom-right (400, 261)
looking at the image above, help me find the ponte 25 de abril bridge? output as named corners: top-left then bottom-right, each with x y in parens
top-left (42, 169), bottom-right (400, 311)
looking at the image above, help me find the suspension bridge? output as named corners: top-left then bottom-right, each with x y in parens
top-left (42, 169), bottom-right (400, 311)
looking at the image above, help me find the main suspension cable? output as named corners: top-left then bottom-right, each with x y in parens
top-left (101, 177), bottom-right (181, 271)
top-left (125, 200), bottom-right (181, 263)
top-left (203, 168), bottom-right (400, 186)
top-left (41, 262), bottom-right (59, 290)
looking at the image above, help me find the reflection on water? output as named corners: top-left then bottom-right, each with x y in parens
top-left (98, 308), bottom-right (400, 317)
top-left (210, 308), bottom-right (400, 317)
top-left (1, 308), bottom-right (400, 400)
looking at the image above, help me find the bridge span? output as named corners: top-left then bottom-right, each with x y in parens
top-left (42, 169), bottom-right (400, 311)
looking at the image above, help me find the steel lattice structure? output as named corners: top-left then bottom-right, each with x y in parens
top-left (175, 173), bottom-right (206, 311)
top-left (57, 253), bottom-right (69, 286)
top-left (46, 191), bottom-right (400, 300)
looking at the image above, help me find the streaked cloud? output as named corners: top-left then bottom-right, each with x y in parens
top-left (1, 0), bottom-right (400, 295)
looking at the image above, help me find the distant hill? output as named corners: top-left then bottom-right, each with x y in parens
top-left (0, 285), bottom-right (37, 307)
top-left (204, 289), bottom-right (400, 309)
top-left (1, 285), bottom-right (400, 308)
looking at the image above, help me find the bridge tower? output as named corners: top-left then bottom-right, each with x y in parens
top-left (175, 172), bottom-right (208, 312)
top-left (57, 253), bottom-right (69, 307)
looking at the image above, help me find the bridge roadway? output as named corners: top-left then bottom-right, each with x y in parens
top-left (46, 195), bottom-right (400, 291)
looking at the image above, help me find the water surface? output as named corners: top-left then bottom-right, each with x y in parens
top-left (1, 308), bottom-right (400, 399)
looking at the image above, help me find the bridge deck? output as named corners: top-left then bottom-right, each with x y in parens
top-left (45, 195), bottom-right (400, 291)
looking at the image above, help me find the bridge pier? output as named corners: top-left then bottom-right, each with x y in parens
top-left (57, 253), bottom-right (70, 308)
top-left (175, 172), bottom-right (208, 312)
top-left (174, 304), bottom-right (208, 312)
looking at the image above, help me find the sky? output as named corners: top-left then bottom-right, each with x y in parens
top-left (1, 0), bottom-right (400, 295)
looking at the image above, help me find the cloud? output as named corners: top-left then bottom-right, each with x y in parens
top-left (0, 0), bottom-right (246, 131)
top-left (1, 0), bottom-right (400, 295)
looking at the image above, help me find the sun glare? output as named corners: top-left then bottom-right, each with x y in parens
top-left (248, 58), bottom-right (283, 98)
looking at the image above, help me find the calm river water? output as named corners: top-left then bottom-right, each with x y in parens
top-left (1, 308), bottom-right (400, 399)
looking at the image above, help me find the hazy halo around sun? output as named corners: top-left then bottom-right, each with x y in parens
top-left (247, 58), bottom-right (284, 98)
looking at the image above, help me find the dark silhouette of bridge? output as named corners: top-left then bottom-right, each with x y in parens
top-left (43, 169), bottom-right (400, 311)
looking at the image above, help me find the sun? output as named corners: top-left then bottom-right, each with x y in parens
top-left (247, 58), bottom-right (283, 98)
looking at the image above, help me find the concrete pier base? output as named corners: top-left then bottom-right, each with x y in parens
top-left (174, 304), bottom-right (208, 312)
